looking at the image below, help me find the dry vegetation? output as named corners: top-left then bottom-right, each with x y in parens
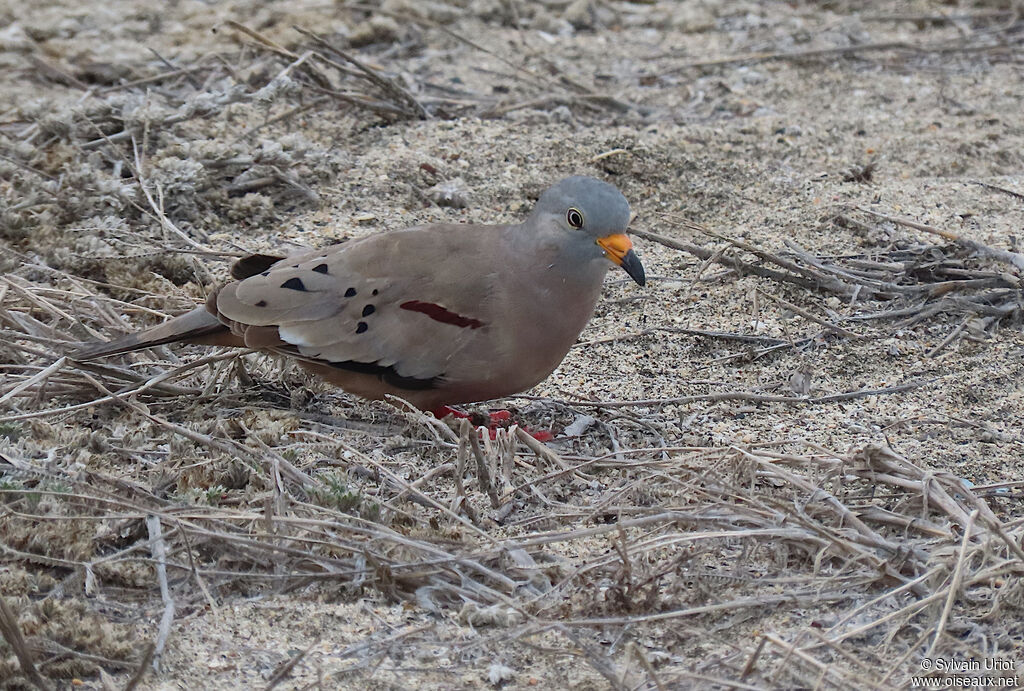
top-left (2, 0), bottom-right (1023, 689)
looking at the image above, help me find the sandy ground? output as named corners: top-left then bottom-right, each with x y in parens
top-left (2, 1), bottom-right (1023, 689)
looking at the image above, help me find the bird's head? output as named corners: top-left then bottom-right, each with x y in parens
top-left (527, 176), bottom-right (645, 286)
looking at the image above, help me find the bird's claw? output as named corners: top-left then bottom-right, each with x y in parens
top-left (430, 407), bottom-right (554, 442)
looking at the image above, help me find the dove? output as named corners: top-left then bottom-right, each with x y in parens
top-left (74, 176), bottom-right (645, 414)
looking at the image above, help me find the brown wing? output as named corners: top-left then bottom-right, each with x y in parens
top-left (213, 225), bottom-right (506, 383)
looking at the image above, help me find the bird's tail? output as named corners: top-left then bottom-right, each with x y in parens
top-left (72, 307), bottom-right (230, 361)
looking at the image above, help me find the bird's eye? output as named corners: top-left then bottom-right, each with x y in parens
top-left (566, 208), bottom-right (584, 229)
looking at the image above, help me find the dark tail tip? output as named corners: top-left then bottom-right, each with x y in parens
top-left (70, 336), bottom-right (143, 361)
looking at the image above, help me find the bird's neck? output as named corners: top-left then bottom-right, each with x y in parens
top-left (508, 221), bottom-right (608, 288)
top-left (506, 223), bottom-right (610, 340)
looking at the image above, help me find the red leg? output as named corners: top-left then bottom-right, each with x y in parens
top-left (527, 429), bottom-right (555, 442)
top-left (488, 410), bottom-right (512, 423)
top-left (432, 406), bottom-right (555, 442)
top-left (487, 409), bottom-right (554, 442)
top-left (430, 405), bottom-right (471, 419)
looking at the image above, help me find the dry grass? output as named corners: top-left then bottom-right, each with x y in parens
top-left (1, 255), bottom-right (1022, 686)
top-left (2, 0), bottom-right (1024, 688)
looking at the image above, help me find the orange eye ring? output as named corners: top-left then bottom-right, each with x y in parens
top-left (566, 208), bottom-right (584, 229)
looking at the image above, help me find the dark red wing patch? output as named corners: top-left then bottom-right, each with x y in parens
top-left (400, 300), bottom-right (484, 329)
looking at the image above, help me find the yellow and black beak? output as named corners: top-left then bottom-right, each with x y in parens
top-left (597, 234), bottom-right (646, 286)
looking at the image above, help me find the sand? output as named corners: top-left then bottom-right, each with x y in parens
top-left (1, 1), bottom-right (1023, 689)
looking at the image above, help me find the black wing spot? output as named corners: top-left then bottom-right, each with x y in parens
top-left (281, 277), bottom-right (306, 291)
top-left (261, 271), bottom-right (270, 277)
top-left (312, 263), bottom-right (329, 274)
top-left (356, 321), bottom-right (368, 334)
top-left (372, 289), bottom-right (379, 296)
top-left (255, 300), bottom-right (267, 307)
top-left (345, 287), bottom-right (357, 298)
top-left (231, 253), bottom-right (285, 280)
top-left (325, 360), bottom-right (439, 390)
top-left (362, 304), bottom-right (375, 317)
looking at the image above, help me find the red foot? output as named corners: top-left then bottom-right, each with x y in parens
top-left (430, 405), bottom-right (472, 419)
top-left (488, 410), bottom-right (512, 423)
top-left (430, 407), bottom-right (555, 442)
top-left (485, 409), bottom-right (555, 442)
